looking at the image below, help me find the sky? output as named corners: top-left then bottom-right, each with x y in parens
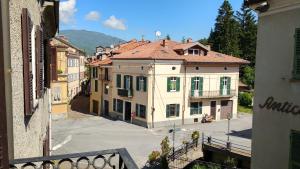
top-left (59, 0), bottom-right (244, 42)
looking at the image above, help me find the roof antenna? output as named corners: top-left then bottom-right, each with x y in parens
top-left (155, 31), bottom-right (161, 40)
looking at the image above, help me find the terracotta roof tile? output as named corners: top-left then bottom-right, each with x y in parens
top-left (113, 39), bottom-right (151, 54)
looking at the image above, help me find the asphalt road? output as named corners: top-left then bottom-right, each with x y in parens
top-left (51, 113), bottom-right (252, 168)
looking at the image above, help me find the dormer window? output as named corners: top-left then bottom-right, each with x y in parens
top-left (188, 49), bottom-right (199, 55)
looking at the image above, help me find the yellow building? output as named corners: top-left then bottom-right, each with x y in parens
top-left (50, 36), bottom-right (85, 119)
top-left (90, 39), bottom-right (248, 128)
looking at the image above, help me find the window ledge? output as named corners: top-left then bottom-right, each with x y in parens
top-left (290, 78), bottom-right (300, 83)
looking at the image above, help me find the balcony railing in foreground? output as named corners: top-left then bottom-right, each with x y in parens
top-left (190, 90), bottom-right (236, 99)
top-left (9, 148), bottom-right (138, 169)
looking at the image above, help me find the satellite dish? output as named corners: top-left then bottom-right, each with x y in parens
top-left (110, 44), bottom-right (114, 49)
top-left (155, 31), bottom-right (161, 39)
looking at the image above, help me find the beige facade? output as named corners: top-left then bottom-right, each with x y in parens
top-left (250, 0), bottom-right (300, 169)
top-left (1, 0), bottom-right (58, 160)
top-left (50, 37), bottom-right (85, 118)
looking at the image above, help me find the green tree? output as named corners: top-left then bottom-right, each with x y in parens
top-left (166, 34), bottom-right (171, 40)
top-left (208, 0), bottom-right (240, 56)
top-left (181, 36), bottom-right (186, 43)
top-left (237, 2), bottom-right (257, 66)
top-left (198, 38), bottom-right (209, 45)
top-left (241, 66), bottom-right (255, 88)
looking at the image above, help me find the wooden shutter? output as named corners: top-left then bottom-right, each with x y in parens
top-left (136, 104), bottom-right (139, 117)
top-left (199, 77), bottom-right (203, 96)
top-left (220, 77), bottom-right (224, 95)
top-left (22, 8), bottom-right (34, 116)
top-left (294, 28), bottom-right (300, 79)
top-left (290, 130), bottom-right (300, 169)
top-left (116, 74), bottom-right (121, 88)
top-left (113, 99), bottom-right (116, 111)
top-left (136, 76), bottom-right (140, 91)
top-left (227, 77), bottom-right (231, 95)
top-left (166, 105), bottom-right (170, 118)
top-left (176, 77), bottom-right (180, 91)
top-left (130, 76), bottom-right (133, 89)
top-left (35, 26), bottom-right (41, 98)
top-left (176, 104), bottom-right (180, 117)
top-left (51, 47), bottom-right (57, 81)
top-left (167, 77), bottom-right (171, 92)
top-left (143, 77), bottom-right (147, 92)
top-left (191, 77), bottom-right (195, 96)
top-left (39, 28), bottom-right (44, 96)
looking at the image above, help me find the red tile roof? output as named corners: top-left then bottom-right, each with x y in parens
top-left (89, 58), bottom-right (112, 67)
top-left (111, 40), bottom-right (249, 64)
top-left (113, 39), bottom-right (151, 54)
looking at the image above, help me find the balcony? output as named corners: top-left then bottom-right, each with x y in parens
top-left (9, 148), bottom-right (138, 169)
top-left (190, 90), bottom-right (236, 99)
top-left (118, 88), bottom-right (133, 97)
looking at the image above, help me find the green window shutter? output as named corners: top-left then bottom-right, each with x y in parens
top-left (227, 77), bottom-right (231, 95)
top-left (220, 77), bottom-right (224, 95)
top-left (199, 77), bottom-right (203, 96)
top-left (130, 76), bottom-right (133, 89)
top-left (136, 104), bottom-right (139, 116)
top-left (294, 28), bottom-right (300, 80)
top-left (116, 74), bottom-right (121, 88)
top-left (144, 77), bottom-right (147, 92)
top-left (176, 77), bottom-right (180, 91)
top-left (136, 76), bottom-right (140, 91)
top-left (113, 99), bottom-right (116, 111)
top-left (123, 75), bottom-right (127, 88)
top-left (167, 77), bottom-right (171, 92)
top-left (191, 77), bottom-right (195, 96)
top-left (290, 131), bottom-right (300, 169)
top-left (199, 102), bottom-right (203, 114)
top-left (166, 105), bottom-right (170, 118)
top-left (176, 104), bottom-right (180, 117)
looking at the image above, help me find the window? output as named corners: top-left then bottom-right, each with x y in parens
top-left (124, 75), bottom-right (133, 89)
top-left (95, 80), bottom-right (98, 92)
top-left (104, 83), bottom-right (108, 94)
top-left (293, 28), bottom-right (300, 80)
top-left (188, 49), bottom-right (200, 55)
top-left (136, 76), bottom-right (147, 92)
top-left (52, 87), bottom-right (61, 103)
top-left (113, 99), bottom-right (123, 113)
top-left (190, 102), bottom-right (202, 115)
top-left (167, 77), bottom-right (180, 92)
top-left (116, 74), bottom-right (121, 88)
top-left (117, 99), bottom-right (123, 113)
top-left (166, 104), bottom-right (180, 118)
top-left (290, 130), bottom-right (300, 169)
top-left (136, 104), bottom-right (146, 118)
top-left (104, 68), bottom-right (109, 81)
top-left (220, 77), bottom-right (231, 95)
top-left (191, 77), bottom-right (203, 96)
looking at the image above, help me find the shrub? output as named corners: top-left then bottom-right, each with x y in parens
top-left (192, 131), bottom-right (200, 141)
top-left (148, 151), bottom-right (160, 163)
top-left (57, 69), bottom-right (63, 74)
top-left (224, 157), bottom-right (237, 168)
top-left (239, 92), bottom-right (253, 107)
top-left (161, 136), bottom-right (171, 156)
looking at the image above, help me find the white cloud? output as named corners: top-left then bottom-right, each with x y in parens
top-left (85, 11), bottom-right (101, 21)
top-left (60, 0), bottom-right (77, 24)
top-left (103, 15), bottom-right (127, 30)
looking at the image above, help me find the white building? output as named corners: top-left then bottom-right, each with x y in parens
top-left (247, 0), bottom-right (300, 168)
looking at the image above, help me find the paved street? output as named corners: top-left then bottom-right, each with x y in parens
top-left (51, 108), bottom-right (252, 168)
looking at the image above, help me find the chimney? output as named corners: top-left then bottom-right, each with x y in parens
top-left (187, 38), bottom-right (193, 43)
top-left (206, 45), bottom-right (211, 51)
top-left (162, 39), bottom-right (166, 47)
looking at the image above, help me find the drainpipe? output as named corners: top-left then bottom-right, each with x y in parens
top-left (151, 59), bottom-right (156, 128)
top-left (182, 64), bottom-right (186, 125)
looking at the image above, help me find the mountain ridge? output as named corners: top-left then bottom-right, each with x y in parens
top-left (59, 30), bottom-right (125, 56)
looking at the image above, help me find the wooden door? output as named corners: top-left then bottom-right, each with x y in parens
top-left (210, 101), bottom-right (216, 119)
top-left (220, 100), bottom-right (233, 119)
top-left (104, 100), bottom-right (109, 116)
top-left (92, 100), bottom-right (99, 115)
top-left (124, 102), bottom-right (131, 121)
top-left (0, 2), bottom-right (9, 168)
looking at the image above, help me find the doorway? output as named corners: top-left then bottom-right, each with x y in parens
top-left (210, 101), bottom-right (216, 120)
top-left (92, 100), bottom-right (99, 115)
top-left (124, 101), bottom-right (131, 121)
top-left (104, 100), bottom-right (109, 116)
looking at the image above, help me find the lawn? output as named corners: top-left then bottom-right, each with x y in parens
top-left (238, 105), bottom-right (253, 114)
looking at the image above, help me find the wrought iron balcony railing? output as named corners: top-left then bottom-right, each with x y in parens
top-left (117, 88), bottom-right (133, 97)
top-left (9, 148), bottom-right (138, 169)
top-left (190, 90), bottom-right (236, 99)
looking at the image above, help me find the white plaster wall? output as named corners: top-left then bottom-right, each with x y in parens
top-left (251, 7), bottom-right (300, 169)
top-left (9, 0), bottom-right (49, 158)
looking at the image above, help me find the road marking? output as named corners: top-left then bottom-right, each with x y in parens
top-left (52, 135), bottom-right (72, 151)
